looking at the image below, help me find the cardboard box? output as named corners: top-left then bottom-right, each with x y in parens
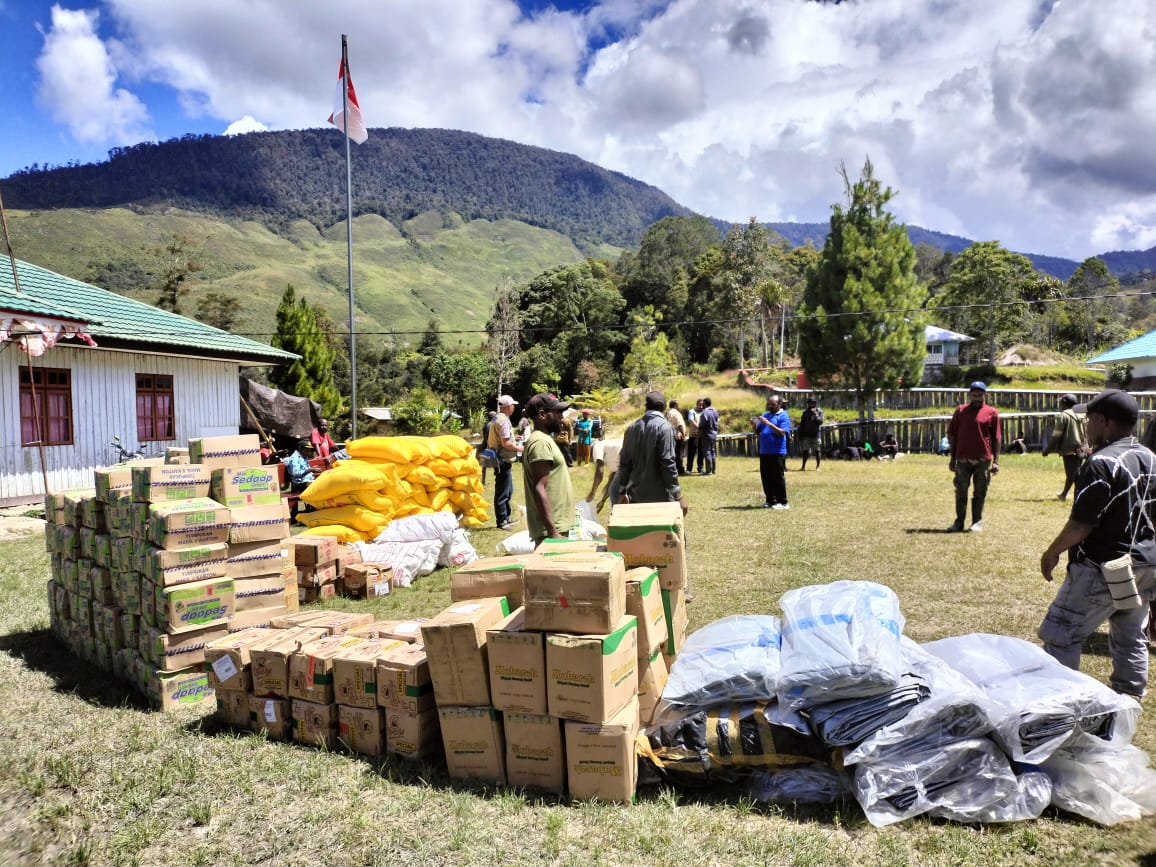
top-left (132, 464), bottom-right (212, 503)
top-left (504, 713), bottom-right (565, 794)
top-left (155, 578), bottom-right (235, 634)
top-left (204, 626), bottom-right (278, 690)
top-left (292, 698), bottom-right (339, 749)
top-left (564, 697), bottom-right (640, 803)
top-left (661, 588), bottom-right (689, 656)
top-left (341, 562), bottom-right (393, 599)
top-left (297, 561), bottom-right (339, 588)
top-left (376, 643), bottom-right (435, 713)
top-left (451, 556), bottom-right (532, 608)
top-left (93, 465), bottom-right (135, 502)
top-left (338, 705), bottom-right (386, 756)
top-left (148, 666), bottom-right (215, 712)
top-left (166, 447), bottom-right (190, 464)
top-left (210, 465), bottom-right (281, 508)
top-left (234, 573), bottom-right (295, 613)
top-left (637, 648), bottom-right (669, 727)
top-left (267, 610), bottom-right (374, 634)
top-left (153, 624), bottom-right (229, 671)
top-left (229, 503), bottom-right (291, 544)
top-left (291, 536), bottom-right (339, 567)
top-left (421, 597), bottom-right (512, 707)
top-left (250, 695), bottom-right (292, 740)
top-left (386, 706), bottom-right (441, 760)
top-left (228, 606), bottom-right (291, 632)
top-left (188, 434), bottom-right (262, 469)
top-left (487, 608), bottom-right (547, 715)
top-left (147, 498), bottom-right (231, 550)
top-left (142, 542), bottom-right (229, 586)
top-left (533, 539), bottom-right (606, 555)
top-left (298, 583), bottom-right (336, 604)
top-left (523, 554), bottom-right (627, 635)
top-left (288, 635), bottom-right (368, 704)
top-left (607, 502), bottom-right (687, 592)
top-left (215, 688), bottom-right (251, 728)
top-left (226, 539), bottom-right (290, 579)
top-left (349, 619), bottom-right (427, 643)
top-left (249, 627), bottom-right (330, 696)
top-left (625, 567), bottom-right (668, 659)
top-left (332, 638), bottom-right (408, 709)
top-left (438, 706), bottom-right (506, 785)
top-left (547, 616), bottom-right (638, 723)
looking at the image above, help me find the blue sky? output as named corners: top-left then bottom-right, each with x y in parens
top-left (1, 0), bottom-right (1154, 261)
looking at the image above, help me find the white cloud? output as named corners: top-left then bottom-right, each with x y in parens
top-left (35, 4), bottom-right (151, 144)
top-left (223, 115), bottom-right (268, 136)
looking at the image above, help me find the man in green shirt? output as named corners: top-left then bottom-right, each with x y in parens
top-left (1042, 393), bottom-right (1088, 501)
top-left (522, 393), bottom-right (577, 544)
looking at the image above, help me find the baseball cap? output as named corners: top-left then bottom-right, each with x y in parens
top-left (968, 381), bottom-right (987, 392)
top-left (525, 393), bottom-right (572, 414)
top-left (1075, 389), bottom-right (1138, 425)
top-left (1060, 393), bottom-right (1078, 406)
top-left (497, 395), bottom-right (518, 407)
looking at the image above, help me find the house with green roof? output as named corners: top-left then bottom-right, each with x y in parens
top-left (1, 258), bottom-right (296, 505)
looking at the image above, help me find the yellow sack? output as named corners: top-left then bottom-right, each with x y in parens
top-left (427, 459), bottom-right (456, 478)
top-left (430, 489), bottom-right (451, 511)
top-left (300, 460), bottom-right (387, 505)
top-left (405, 465), bottom-right (439, 490)
top-left (299, 524), bottom-right (366, 543)
top-left (459, 515), bottom-right (485, 528)
top-left (348, 490), bottom-right (396, 514)
top-left (427, 435), bottom-right (472, 460)
top-left (296, 505), bottom-right (389, 535)
top-left (347, 436), bottom-right (433, 465)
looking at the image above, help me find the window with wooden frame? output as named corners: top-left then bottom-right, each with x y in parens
top-left (19, 367), bottom-right (74, 446)
top-left (136, 373), bottom-right (175, 441)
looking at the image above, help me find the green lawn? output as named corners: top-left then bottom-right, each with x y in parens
top-left (2, 453), bottom-right (1156, 865)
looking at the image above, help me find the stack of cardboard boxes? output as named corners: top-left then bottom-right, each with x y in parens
top-left (291, 536), bottom-right (380, 603)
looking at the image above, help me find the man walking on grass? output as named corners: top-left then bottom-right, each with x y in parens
top-left (1042, 393), bottom-right (1088, 501)
top-left (946, 381), bottom-right (1000, 533)
top-left (1039, 389), bottom-right (1156, 698)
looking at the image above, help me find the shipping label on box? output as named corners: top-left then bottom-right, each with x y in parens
top-left (487, 608), bottom-right (547, 715)
top-left (438, 706), bottom-right (506, 785)
top-left (420, 597), bottom-right (512, 707)
top-left (607, 502), bottom-right (687, 592)
top-left (637, 649), bottom-right (669, 728)
top-left (148, 666), bottom-right (215, 712)
top-left (287, 635), bottom-right (367, 704)
top-left (376, 643), bottom-right (435, 713)
top-left (291, 536), bottom-right (339, 567)
top-left (143, 542), bottom-right (229, 586)
top-left (625, 567), bottom-right (668, 660)
top-left (147, 499), bottom-right (231, 550)
top-left (248, 627), bottom-right (329, 697)
top-left (188, 434), bottom-right (262, 469)
top-left (132, 464), bottom-right (212, 503)
top-left (234, 573), bottom-right (295, 613)
top-left (386, 706), bottom-right (440, 759)
top-left (504, 713), bottom-right (565, 794)
top-left (215, 688), bottom-right (251, 728)
top-left (661, 588), bottom-right (689, 656)
top-left (229, 503), bottom-right (290, 544)
top-left (523, 554), bottom-right (627, 635)
top-left (564, 697), bottom-right (639, 803)
top-left (451, 556), bottom-right (533, 608)
top-left (250, 695), bottom-right (292, 740)
top-left (226, 540), bottom-right (289, 580)
top-left (153, 624), bottom-right (229, 671)
top-left (156, 578), bottom-right (235, 634)
top-left (332, 638), bottom-right (407, 709)
top-left (204, 626), bottom-right (278, 690)
top-left (292, 698), bottom-right (339, 750)
top-left (338, 705), bottom-right (386, 757)
top-left (547, 616), bottom-right (638, 724)
top-left (210, 465), bottom-right (281, 508)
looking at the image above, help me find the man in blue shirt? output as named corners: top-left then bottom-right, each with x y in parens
top-left (754, 393), bottom-right (791, 509)
top-left (699, 397), bottom-right (720, 475)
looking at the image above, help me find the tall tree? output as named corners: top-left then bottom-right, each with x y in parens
top-left (710, 218), bottom-right (776, 369)
top-left (1064, 257), bottom-right (1120, 352)
top-left (617, 215), bottom-right (721, 325)
top-left (269, 284), bottom-right (345, 421)
top-left (152, 233), bottom-right (203, 314)
top-left (797, 159), bottom-right (927, 426)
top-left (195, 292), bottom-right (242, 331)
top-left (427, 350), bottom-right (493, 422)
top-left (486, 277), bottom-right (522, 397)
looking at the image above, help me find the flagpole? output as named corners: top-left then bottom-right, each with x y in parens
top-left (341, 34), bottom-right (358, 439)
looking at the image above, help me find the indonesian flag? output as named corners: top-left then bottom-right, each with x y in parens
top-left (327, 57), bottom-right (368, 144)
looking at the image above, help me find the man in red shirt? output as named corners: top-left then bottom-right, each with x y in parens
top-left (310, 418), bottom-right (337, 458)
top-left (946, 381), bottom-right (1001, 533)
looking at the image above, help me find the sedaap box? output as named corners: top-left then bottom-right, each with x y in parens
top-left (438, 706), bottom-right (506, 785)
top-left (147, 498), bottom-right (231, 550)
top-left (155, 577), bottom-right (235, 634)
top-left (504, 712), bottom-right (565, 794)
top-left (661, 587), bottom-right (689, 656)
top-left (215, 688), bottom-right (251, 728)
top-left (204, 626), bottom-right (278, 690)
top-left (606, 501), bottom-right (687, 591)
top-left (148, 665), bottom-right (215, 712)
top-left (291, 536), bottom-right (339, 567)
top-left (546, 615), bottom-right (638, 723)
top-left (287, 634), bottom-right (368, 704)
top-left (332, 638), bottom-right (408, 709)
top-left (226, 539), bottom-right (290, 579)
top-left (188, 434), bottom-right (262, 469)
top-left (229, 503), bottom-right (291, 544)
top-left (250, 627), bottom-right (330, 696)
top-left (143, 542), bottom-right (229, 586)
top-left (564, 696), bottom-right (640, 803)
top-left (523, 553), bottom-right (627, 635)
top-left (376, 643), bottom-right (435, 713)
top-left (451, 555), bottom-right (534, 608)
top-left (636, 648), bottom-right (669, 727)
top-left (210, 465), bottom-right (281, 508)
top-left (132, 464), bottom-right (211, 503)
top-left (625, 567), bottom-right (668, 659)
top-left (487, 607), bottom-right (547, 715)
top-left (386, 706), bottom-right (440, 759)
top-left (338, 705), bottom-right (386, 756)
top-left (234, 573), bottom-right (295, 612)
top-left (420, 597), bottom-right (511, 707)
top-left (292, 698), bottom-right (339, 749)
top-left (153, 624), bottom-right (229, 671)
top-left (250, 695), bottom-right (292, 740)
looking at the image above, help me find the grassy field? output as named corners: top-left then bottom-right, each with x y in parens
top-left (2, 454), bottom-right (1156, 865)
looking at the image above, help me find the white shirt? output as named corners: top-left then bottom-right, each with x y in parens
top-left (592, 438), bottom-right (622, 472)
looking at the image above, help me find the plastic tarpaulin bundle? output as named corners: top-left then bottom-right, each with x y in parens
top-left (804, 672), bottom-right (930, 748)
top-left (1042, 741), bottom-right (1156, 825)
top-left (842, 638), bottom-right (993, 765)
top-left (777, 581), bottom-right (906, 710)
top-left (924, 634), bottom-right (1141, 763)
top-left (651, 615), bottom-right (781, 724)
top-left (747, 765), bottom-right (851, 806)
top-left (637, 701), bottom-right (833, 788)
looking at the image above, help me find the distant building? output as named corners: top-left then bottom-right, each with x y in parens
top-left (923, 325), bottom-right (972, 384)
top-left (1, 258), bottom-right (295, 505)
top-left (1086, 330), bottom-right (1156, 389)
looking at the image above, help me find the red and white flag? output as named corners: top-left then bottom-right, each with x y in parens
top-left (327, 57), bottom-right (368, 144)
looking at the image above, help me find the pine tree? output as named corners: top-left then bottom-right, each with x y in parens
top-left (797, 160), bottom-right (927, 426)
top-left (269, 284), bottom-right (345, 421)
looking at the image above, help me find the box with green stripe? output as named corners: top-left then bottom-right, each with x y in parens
top-left (606, 501), bottom-right (687, 592)
top-left (376, 643), bottom-right (436, 713)
top-left (332, 638), bottom-right (409, 709)
top-left (546, 615), bottom-right (638, 724)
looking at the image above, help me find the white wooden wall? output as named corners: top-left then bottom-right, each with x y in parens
top-left (0, 344), bottom-right (244, 505)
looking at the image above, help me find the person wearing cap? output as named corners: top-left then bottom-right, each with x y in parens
top-left (796, 397), bottom-right (825, 471)
top-left (1042, 393), bottom-right (1088, 501)
top-left (282, 439), bottom-right (316, 517)
top-left (946, 381), bottom-right (1001, 532)
top-left (489, 395), bottom-right (524, 531)
top-left (1039, 388), bottom-right (1156, 698)
top-left (522, 393), bottom-right (577, 543)
top-left (574, 409), bottom-right (595, 466)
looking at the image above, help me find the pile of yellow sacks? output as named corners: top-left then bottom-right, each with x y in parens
top-left (294, 435), bottom-right (489, 542)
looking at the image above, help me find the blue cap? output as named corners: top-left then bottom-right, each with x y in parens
top-left (968, 381), bottom-right (987, 392)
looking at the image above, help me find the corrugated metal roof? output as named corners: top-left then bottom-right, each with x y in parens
top-left (0, 257), bottom-right (297, 364)
top-left (1087, 330), bottom-right (1156, 365)
top-left (0, 287), bottom-right (97, 323)
top-left (925, 324), bottom-right (972, 343)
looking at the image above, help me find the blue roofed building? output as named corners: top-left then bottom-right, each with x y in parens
top-left (1086, 331), bottom-right (1156, 390)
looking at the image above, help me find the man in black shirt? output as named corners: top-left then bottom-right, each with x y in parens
top-left (1039, 389), bottom-right (1156, 697)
